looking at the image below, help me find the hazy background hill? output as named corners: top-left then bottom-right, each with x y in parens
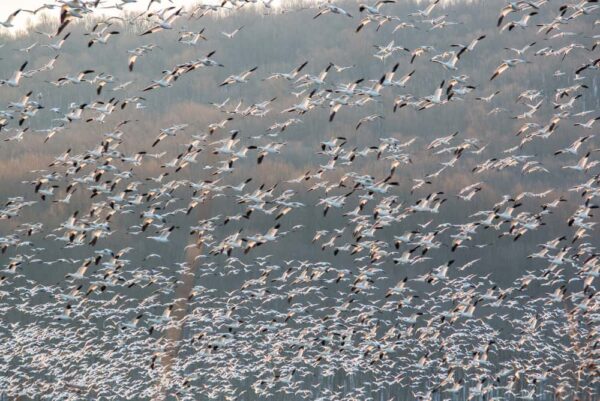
top-left (0, 0), bottom-right (597, 400)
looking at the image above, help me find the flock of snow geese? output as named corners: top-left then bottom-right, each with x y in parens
top-left (0, 0), bottom-right (598, 400)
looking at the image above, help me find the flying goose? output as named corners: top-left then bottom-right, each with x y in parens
top-left (505, 41), bottom-right (536, 55)
top-left (42, 32), bottom-right (71, 51)
top-left (140, 7), bottom-right (183, 35)
top-left (419, 80), bottom-right (448, 109)
top-left (88, 30), bottom-right (120, 47)
top-left (562, 152), bottom-right (598, 172)
top-left (490, 58), bottom-right (529, 80)
top-left (359, 0), bottom-right (395, 15)
top-left (314, 4), bottom-right (353, 19)
top-left (56, 69), bottom-right (95, 85)
top-left (0, 61), bottom-right (27, 87)
top-left (127, 47), bottom-right (149, 72)
top-left (452, 35), bottom-right (486, 59)
top-left (179, 30), bottom-right (207, 45)
top-left (220, 66), bottom-right (258, 86)
top-left (497, 1), bottom-right (538, 27)
top-left (476, 90), bottom-right (501, 102)
top-left (222, 25), bottom-right (244, 38)
top-left (410, 46), bottom-right (435, 63)
top-left (431, 51), bottom-right (459, 70)
top-left (408, 0), bottom-right (440, 18)
top-left (500, 12), bottom-right (538, 31)
top-left (574, 116), bottom-right (600, 129)
top-left (356, 114), bottom-right (383, 130)
top-left (0, 9), bottom-right (22, 28)
top-left (142, 73), bottom-right (175, 91)
top-left (147, 225), bottom-right (175, 243)
top-left (65, 259), bottom-right (92, 280)
top-left (265, 61), bottom-right (308, 80)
